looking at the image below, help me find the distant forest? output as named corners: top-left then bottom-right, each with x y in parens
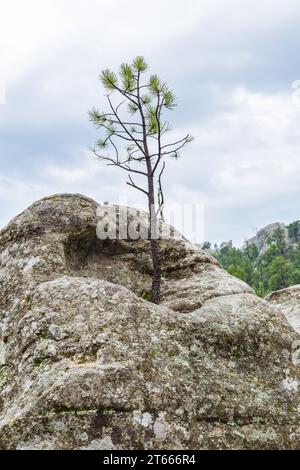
top-left (213, 221), bottom-right (300, 297)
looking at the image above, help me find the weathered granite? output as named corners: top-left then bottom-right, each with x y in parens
top-left (266, 285), bottom-right (300, 334)
top-left (0, 194), bottom-right (299, 450)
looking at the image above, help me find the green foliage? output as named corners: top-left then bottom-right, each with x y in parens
top-left (99, 69), bottom-right (118, 90)
top-left (120, 63), bottom-right (135, 90)
top-left (288, 220), bottom-right (300, 242)
top-left (88, 108), bottom-right (108, 125)
top-left (149, 74), bottom-right (161, 94)
top-left (146, 106), bottom-right (159, 134)
top-left (96, 138), bottom-right (108, 149)
top-left (163, 89), bottom-right (176, 109)
top-left (127, 102), bottom-right (139, 114)
top-left (89, 55), bottom-right (192, 191)
top-left (132, 56), bottom-right (148, 73)
top-left (266, 226), bottom-right (286, 255)
top-left (140, 289), bottom-right (153, 301)
top-left (90, 56), bottom-right (183, 146)
top-left (141, 94), bottom-right (152, 105)
top-left (89, 56), bottom-right (192, 305)
top-left (266, 256), bottom-right (293, 291)
top-left (214, 227), bottom-right (300, 297)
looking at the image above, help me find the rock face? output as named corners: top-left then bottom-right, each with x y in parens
top-left (266, 286), bottom-right (300, 334)
top-left (243, 222), bottom-right (285, 254)
top-left (242, 221), bottom-right (300, 255)
top-left (0, 194), bottom-right (300, 450)
top-left (203, 220), bottom-right (300, 256)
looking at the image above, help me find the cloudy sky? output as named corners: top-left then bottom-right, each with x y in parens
top-left (1, 0), bottom-right (300, 245)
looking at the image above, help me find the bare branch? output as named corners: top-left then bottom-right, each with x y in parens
top-left (127, 146), bottom-right (144, 161)
top-left (136, 71), bottom-right (152, 168)
top-left (107, 119), bottom-right (143, 128)
top-left (108, 136), bottom-right (120, 163)
top-left (160, 134), bottom-right (190, 150)
top-left (126, 174), bottom-right (148, 196)
top-left (93, 148), bottom-right (147, 176)
top-left (95, 119), bottom-right (139, 143)
top-left (156, 162), bottom-right (166, 220)
top-left (150, 135), bottom-right (191, 170)
top-left (160, 138), bottom-right (190, 156)
top-left (107, 94), bottom-right (146, 155)
top-left (113, 84), bottom-right (139, 107)
top-left (152, 91), bottom-right (162, 176)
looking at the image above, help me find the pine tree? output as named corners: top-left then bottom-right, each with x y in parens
top-left (89, 56), bottom-right (192, 303)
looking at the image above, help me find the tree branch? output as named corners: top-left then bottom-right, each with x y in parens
top-left (160, 134), bottom-right (190, 150)
top-left (156, 161), bottom-right (165, 220)
top-left (126, 174), bottom-right (148, 196)
top-left (107, 94), bottom-right (146, 155)
top-left (93, 148), bottom-right (147, 176)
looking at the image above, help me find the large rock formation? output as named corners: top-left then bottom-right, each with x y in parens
top-left (266, 286), bottom-right (300, 334)
top-left (242, 221), bottom-right (300, 256)
top-left (243, 222), bottom-right (285, 254)
top-left (0, 194), bottom-right (300, 450)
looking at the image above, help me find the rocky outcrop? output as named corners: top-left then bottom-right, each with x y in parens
top-left (266, 285), bottom-right (300, 334)
top-left (0, 194), bottom-right (300, 450)
top-left (243, 223), bottom-right (285, 254)
top-left (242, 221), bottom-right (300, 255)
top-left (208, 221), bottom-right (300, 256)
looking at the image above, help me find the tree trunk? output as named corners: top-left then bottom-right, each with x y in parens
top-left (150, 237), bottom-right (161, 304)
top-left (147, 173), bottom-right (161, 304)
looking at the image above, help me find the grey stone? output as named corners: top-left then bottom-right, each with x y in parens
top-left (266, 285), bottom-right (300, 334)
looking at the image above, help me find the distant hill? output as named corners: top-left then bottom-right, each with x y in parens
top-left (242, 221), bottom-right (300, 255)
top-left (201, 220), bottom-right (300, 297)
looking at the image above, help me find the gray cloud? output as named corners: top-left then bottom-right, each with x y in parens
top-left (1, 0), bottom-right (300, 245)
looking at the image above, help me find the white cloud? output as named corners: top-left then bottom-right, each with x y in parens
top-left (0, 176), bottom-right (50, 228)
top-left (1, 0), bottom-right (300, 245)
top-left (165, 84), bottom-right (300, 242)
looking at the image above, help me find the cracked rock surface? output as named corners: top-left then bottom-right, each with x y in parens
top-left (0, 193), bottom-right (300, 450)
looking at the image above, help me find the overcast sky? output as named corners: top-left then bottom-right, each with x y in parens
top-left (1, 0), bottom-right (300, 245)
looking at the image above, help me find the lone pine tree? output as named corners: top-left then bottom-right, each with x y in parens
top-left (89, 56), bottom-right (192, 303)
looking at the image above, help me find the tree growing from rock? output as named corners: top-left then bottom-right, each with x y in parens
top-left (89, 56), bottom-right (192, 303)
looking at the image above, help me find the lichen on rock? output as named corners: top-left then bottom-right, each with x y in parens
top-left (0, 193), bottom-right (300, 450)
